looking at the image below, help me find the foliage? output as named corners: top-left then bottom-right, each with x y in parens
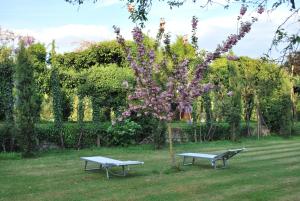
top-left (170, 36), bottom-right (196, 61)
top-left (255, 62), bottom-right (292, 135)
top-left (262, 92), bottom-right (292, 136)
top-left (131, 115), bottom-right (167, 148)
top-left (56, 40), bottom-right (125, 71)
top-left (50, 41), bottom-right (65, 148)
top-left (106, 120), bottom-right (141, 146)
top-left (0, 47), bottom-right (14, 120)
top-left (224, 61), bottom-right (242, 141)
top-left (35, 122), bottom-right (111, 148)
top-left (14, 41), bottom-right (37, 157)
top-left (54, 42), bottom-right (129, 122)
top-left (210, 56), bottom-right (293, 136)
top-left (0, 47), bottom-right (14, 151)
top-left (259, 69), bottom-right (293, 136)
top-left (91, 96), bottom-right (101, 122)
top-left (76, 94), bottom-right (85, 148)
top-left (79, 64), bottom-right (135, 112)
top-left (153, 120), bottom-right (167, 149)
top-left (61, 92), bottom-right (73, 121)
top-left (28, 43), bottom-right (48, 122)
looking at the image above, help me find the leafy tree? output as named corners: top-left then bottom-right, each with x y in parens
top-left (238, 57), bottom-right (257, 136)
top-left (91, 96), bottom-right (102, 146)
top-left (0, 47), bottom-right (14, 151)
top-left (170, 36), bottom-right (196, 62)
top-left (50, 41), bottom-right (65, 148)
top-left (202, 93), bottom-right (214, 140)
top-left (28, 43), bottom-right (47, 122)
top-left (80, 64), bottom-right (135, 113)
top-left (15, 41), bottom-right (37, 157)
top-left (257, 62), bottom-right (293, 136)
top-left (224, 61), bottom-right (242, 141)
top-left (56, 40), bottom-right (125, 71)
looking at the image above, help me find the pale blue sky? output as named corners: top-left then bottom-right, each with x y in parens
top-left (0, 0), bottom-right (297, 58)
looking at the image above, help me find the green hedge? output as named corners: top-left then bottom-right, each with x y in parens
top-left (171, 121), bottom-right (256, 141)
top-left (2, 120), bottom-right (299, 152)
top-left (35, 121), bottom-right (143, 148)
top-left (35, 122), bottom-right (111, 148)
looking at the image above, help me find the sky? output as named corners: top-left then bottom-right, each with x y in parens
top-left (0, 0), bottom-right (298, 58)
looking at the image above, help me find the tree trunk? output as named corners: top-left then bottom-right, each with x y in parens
top-left (194, 126), bottom-right (197, 142)
top-left (2, 142), bottom-right (6, 152)
top-left (96, 135), bottom-right (101, 147)
top-left (290, 65), bottom-right (296, 126)
top-left (167, 123), bottom-right (176, 167)
top-left (9, 137), bottom-right (15, 152)
top-left (77, 94), bottom-right (84, 149)
top-left (257, 107), bottom-right (261, 140)
top-left (231, 124), bottom-right (236, 141)
top-left (77, 129), bottom-right (84, 150)
top-left (60, 130), bottom-right (65, 149)
top-left (199, 123), bottom-right (202, 142)
top-left (245, 95), bottom-right (254, 137)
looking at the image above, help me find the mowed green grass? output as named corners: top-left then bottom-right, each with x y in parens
top-left (1, 136), bottom-right (300, 201)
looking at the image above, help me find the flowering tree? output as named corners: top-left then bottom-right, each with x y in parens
top-left (113, 7), bottom-right (263, 166)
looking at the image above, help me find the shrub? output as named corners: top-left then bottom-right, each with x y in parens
top-left (35, 122), bottom-right (110, 148)
top-left (130, 115), bottom-right (166, 149)
top-left (261, 92), bottom-right (292, 136)
top-left (179, 122), bottom-right (255, 141)
top-left (106, 120), bottom-right (141, 146)
top-left (153, 120), bottom-right (167, 149)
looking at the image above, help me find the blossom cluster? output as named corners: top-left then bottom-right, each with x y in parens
top-left (240, 5), bottom-right (247, 16)
top-left (19, 36), bottom-right (35, 46)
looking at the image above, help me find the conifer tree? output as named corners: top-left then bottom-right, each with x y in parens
top-left (15, 41), bottom-right (36, 157)
top-left (50, 41), bottom-right (65, 148)
top-left (0, 47), bottom-right (14, 151)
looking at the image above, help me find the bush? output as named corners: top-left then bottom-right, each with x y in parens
top-left (179, 121), bottom-right (255, 141)
top-left (261, 93), bottom-right (292, 136)
top-left (0, 123), bottom-right (13, 151)
top-left (130, 115), bottom-right (166, 149)
top-left (106, 120), bottom-right (141, 146)
top-left (35, 122), bottom-right (110, 148)
top-left (153, 120), bottom-right (167, 149)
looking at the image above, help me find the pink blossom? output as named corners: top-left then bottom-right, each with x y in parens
top-left (20, 35), bottom-right (35, 46)
top-left (240, 5), bottom-right (247, 16)
top-left (227, 55), bottom-right (239, 61)
top-left (257, 6), bottom-right (264, 14)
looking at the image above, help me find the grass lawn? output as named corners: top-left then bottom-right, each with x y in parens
top-left (1, 136), bottom-right (300, 201)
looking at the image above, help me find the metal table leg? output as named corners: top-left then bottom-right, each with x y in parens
top-left (84, 161), bottom-right (88, 170)
top-left (105, 168), bottom-right (110, 179)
